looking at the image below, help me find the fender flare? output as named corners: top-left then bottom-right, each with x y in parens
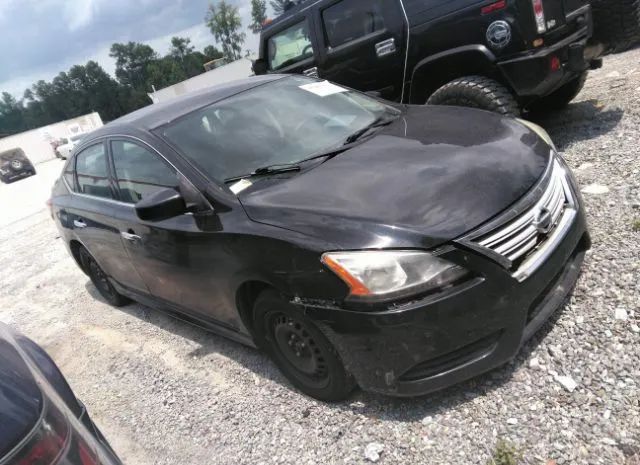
top-left (408, 45), bottom-right (499, 102)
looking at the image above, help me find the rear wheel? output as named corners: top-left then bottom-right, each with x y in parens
top-left (427, 75), bottom-right (520, 116)
top-left (253, 289), bottom-right (355, 401)
top-left (79, 247), bottom-right (130, 307)
top-left (530, 72), bottom-right (588, 112)
top-left (592, 0), bottom-right (640, 54)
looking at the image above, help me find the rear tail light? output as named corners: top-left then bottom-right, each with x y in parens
top-left (481, 0), bottom-right (507, 14)
top-left (531, 0), bottom-right (547, 33)
top-left (6, 397), bottom-right (101, 465)
top-left (550, 55), bottom-right (561, 71)
top-left (11, 399), bottom-right (70, 464)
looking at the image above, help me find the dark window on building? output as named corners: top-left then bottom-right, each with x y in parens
top-left (322, 0), bottom-right (385, 48)
top-left (75, 144), bottom-right (113, 199)
top-left (111, 140), bottom-right (178, 204)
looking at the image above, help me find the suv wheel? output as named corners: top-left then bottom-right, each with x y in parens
top-left (427, 76), bottom-right (520, 117)
top-left (79, 247), bottom-right (130, 307)
top-left (530, 72), bottom-right (588, 112)
top-left (592, 0), bottom-right (640, 54)
top-left (253, 289), bottom-right (355, 401)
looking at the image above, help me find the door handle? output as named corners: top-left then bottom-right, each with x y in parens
top-left (303, 67), bottom-right (319, 78)
top-left (375, 38), bottom-right (397, 58)
top-left (121, 231), bottom-right (141, 242)
top-left (73, 219), bottom-right (87, 229)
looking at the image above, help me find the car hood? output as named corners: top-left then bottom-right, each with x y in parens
top-left (0, 327), bottom-right (42, 457)
top-left (238, 105), bottom-right (551, 250)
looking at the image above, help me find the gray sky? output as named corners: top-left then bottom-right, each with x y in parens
top-left (0, 0), bottom-right (261, 97)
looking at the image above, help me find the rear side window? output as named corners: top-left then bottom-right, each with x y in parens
top-left (111, 140), bottom-right (178, 204)
top-left (63, 162), bottom-right (75, 191)
top-left (322, 0), bottom-right (386, 48)
top-left (267, 20), bottom-right (313, 70)
top-left (75, 144), bottom-right (113, 199)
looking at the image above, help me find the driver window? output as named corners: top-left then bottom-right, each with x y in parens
top-left (267, 20), bottom-right (313, 71)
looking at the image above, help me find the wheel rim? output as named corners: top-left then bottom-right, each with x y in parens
top-left (11, 160), bottom-right (22, 170)
top-left (269, 313), bottom-right (329, 388)
top-left (86, 255), bottom-right (116, 300)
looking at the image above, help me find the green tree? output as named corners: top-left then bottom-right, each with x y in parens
top-left (0, 92), bottom-right (26, 135)
top-left (250, 0), bottom-right (267, 33)
top-left (170, 36), bottom-right (196, 61)
top-left (109, 42), bottom-right (158, 89)
top-left (205, 1), bottom-right (246, 61)
top-left (204, 45), bottom-right (225, 61)
top-left (270, 0), bottom-right (295, 16)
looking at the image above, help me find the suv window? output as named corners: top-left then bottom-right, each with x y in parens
top-left (268, 20), bottom-right (313, 70)
top-left (75, 144), bottom-right (113, 199)
top-left (322, 0), bottom-right (386, 48)
top-left (111, 140), bottom-right (178, 204)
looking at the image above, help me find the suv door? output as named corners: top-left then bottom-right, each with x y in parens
top-left (314, 0), bottom-right (407, 100)
top-left (68, 142), bottom-right (148, 293)
top-left (263, 14), bottom-right (320, 78)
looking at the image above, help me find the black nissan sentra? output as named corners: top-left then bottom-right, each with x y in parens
top-left (50, 75), bottom-right (589, 400)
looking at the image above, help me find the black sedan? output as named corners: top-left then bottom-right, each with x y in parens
top-left (0, 323), bottom-right (122, 464)
top-left (50, 75), bottom-right (589, 400)
top-left (0, 148), bottom-right (36, 183)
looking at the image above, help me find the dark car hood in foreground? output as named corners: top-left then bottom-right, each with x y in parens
top-left (239, 105), bottom-right (551, 250)
top-left (0, 329), bottom-right (42, 457)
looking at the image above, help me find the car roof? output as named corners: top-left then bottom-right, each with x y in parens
top-left (89, 75), bottom-right (285, 139)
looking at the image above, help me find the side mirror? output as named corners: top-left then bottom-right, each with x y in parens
top-left (252, 58), bottom-right (268, 76)
top-left (135, 188), bottom-right (187, 222)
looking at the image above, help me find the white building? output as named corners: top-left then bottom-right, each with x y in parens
top-left (148, 58), bottom-right (254, 104)
top-left (0, 112), bottom-right (103, 165)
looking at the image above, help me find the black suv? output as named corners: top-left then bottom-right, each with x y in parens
top-left (0, 148), bottom-right (36, 183)
top-left (255, 0), bottom-right (610, 115)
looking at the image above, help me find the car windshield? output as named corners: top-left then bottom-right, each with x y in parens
top-left (159, 76), bottom-right (400, 183)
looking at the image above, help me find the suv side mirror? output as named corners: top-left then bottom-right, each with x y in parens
top-left (252, 58), bottom-right (268, 76)
top-left (135, 188), bottom-right (187, 222)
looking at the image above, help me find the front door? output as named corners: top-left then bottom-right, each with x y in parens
top-left (264, 14), bottom-right (321, 78)
top-left (69, 142), bottom-right (148, 293)
top-left (313, 0), bottom-right (407, 100)
top-left (106, 138), bottom-right (235, 326)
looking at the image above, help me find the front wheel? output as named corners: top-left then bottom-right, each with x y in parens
top-left (79, 247), bottom-right (130, 307)
top-left (427, 75), bottom-right (521, 117)
top-left (253, 289), bottom-right (355, 401)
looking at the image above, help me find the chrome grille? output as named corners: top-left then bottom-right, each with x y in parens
top-left (472, 159), bottom-right (576, 281)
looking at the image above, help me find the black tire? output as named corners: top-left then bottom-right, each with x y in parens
top-left (79, 247), bottom-right (130, 307)
top-left (427, 76), bottom-right (520, 116)
top-left (592, 0), bottom-right (640, 54)
top-left (253, 289), bottom-right (355, 401)
top-left (530, 72), bottom-right (588, 112)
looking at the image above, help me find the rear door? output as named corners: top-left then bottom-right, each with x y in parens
top-left (68, 142), bottom-right (148, 293)
top-left (263, 13), bottom-right (321, 78)
top-left (313, 0), bottom-right (406, 100)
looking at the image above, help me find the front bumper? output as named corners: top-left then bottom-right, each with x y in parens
top-left (498, 25), bottom-right (605, 99)
top-left (300, 207), bottom-right (589, 397)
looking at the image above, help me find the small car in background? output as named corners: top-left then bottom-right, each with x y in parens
top-left (0, 322), bottom-right (122, 465)
top-left (56, 134), bottom-right (86, 160)
top-left (50, 76), bottom-right (589, 401)
top-left (0, 148), bottom-right (36, 184)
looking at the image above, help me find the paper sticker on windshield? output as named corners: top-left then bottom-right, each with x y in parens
top-left (230, 179), bottom-right (253, 195)
top-left (299, 81), bottom-right (348, 97)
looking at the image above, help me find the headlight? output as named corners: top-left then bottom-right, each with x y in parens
top-left (517, 118), bottom-right (557, 151)
top-left (321, 250), bottom-right (469, 300)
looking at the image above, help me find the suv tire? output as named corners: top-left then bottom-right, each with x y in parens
top-left (427, 76), bottom-right (520, 117)
top-left (592, 0), bottom-right (640, 54)
top-left (253, 289), bottom-right (355, 401)
top-left (530, 72), bottom-right (588, 111)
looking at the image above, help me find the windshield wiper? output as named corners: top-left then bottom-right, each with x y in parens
top-left (343, 115), bottom-right (397, 145)
top-left (225, 165), bottom-right (301, 183)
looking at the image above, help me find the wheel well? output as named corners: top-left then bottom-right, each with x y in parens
top-left (69, 240), bottom-right (88, 274)
top-left (409, 53), bottom-right (506, 104)
top-left (235, 281), bottom-right (273, 335)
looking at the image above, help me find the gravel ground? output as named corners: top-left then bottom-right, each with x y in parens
top-left (1, 49), bottom-right (639, 465)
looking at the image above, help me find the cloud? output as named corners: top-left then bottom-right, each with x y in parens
top-left (0, 0), bottom-right (260, 97)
